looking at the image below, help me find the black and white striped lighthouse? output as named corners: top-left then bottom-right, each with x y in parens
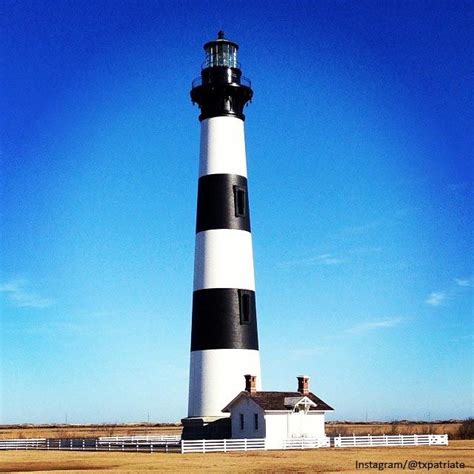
top-left (182, 32), bottom-right (261, 439)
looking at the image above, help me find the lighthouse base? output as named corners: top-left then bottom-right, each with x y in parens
top-left (181, 416), bottom-right (231, 440)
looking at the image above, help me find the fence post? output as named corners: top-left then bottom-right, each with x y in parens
top-left (224, 438), bottom-right (227, 453)
top-left (244, 438), bottom-right (247, 451)
top-left (82, 439), bottom-right (85, 451)
top-left (414, 434), bottom-right (418, 446)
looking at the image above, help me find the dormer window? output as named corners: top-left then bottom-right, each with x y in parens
top-left (284, 396), bottom-right (316, 414)
top-left (295, 399), bottom-right (314, 414)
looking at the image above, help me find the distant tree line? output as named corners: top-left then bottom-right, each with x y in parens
top-left (458, 418), bottom-right (474, 439)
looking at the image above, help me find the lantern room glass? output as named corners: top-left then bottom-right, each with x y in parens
top-left (205, 42), bottom-right (238, 68)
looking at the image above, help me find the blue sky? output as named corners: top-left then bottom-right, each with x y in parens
top-left (1, 0), bottom-right (472, 424)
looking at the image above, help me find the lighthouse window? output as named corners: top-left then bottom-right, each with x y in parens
top-left (234, 185), bottom-right (247, 218)
top-left (239, 290), bottom-right (252, 324)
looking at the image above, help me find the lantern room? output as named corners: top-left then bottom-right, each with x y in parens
top-left (203, 31), bottom-right (239, 69)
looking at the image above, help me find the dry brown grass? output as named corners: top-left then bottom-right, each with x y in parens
top-left (325, 422), bottom-right (462, 438)
top-left (0, 440), bottom-right (471, 473)
top-left (0, 425), bottom-right (181, 440)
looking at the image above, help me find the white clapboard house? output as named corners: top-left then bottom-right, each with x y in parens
top-left (222, 375), bottom-right (333, 448)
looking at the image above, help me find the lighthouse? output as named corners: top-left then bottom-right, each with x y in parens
top-left (182, 32), bottom-right (261, 439)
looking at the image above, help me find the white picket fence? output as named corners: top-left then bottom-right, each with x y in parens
top-left (283, 437), bottom-right (330, 449)
top-left (333, 434), bottom-right (448, 448)
top-left (98, 435), bottom-right (181, 443)
top-left (0, 437), bottom-right (180, 452)
top-left (0, 434), bottom-right (449, 454)
top-left (0, 438), bottom-right (46, 450)
top-left (181, 434), bottom-right (448, 453)
top-left (180, 436), bottom-right (330, 453)
top-left (181, 438), bottom-right (266, 453)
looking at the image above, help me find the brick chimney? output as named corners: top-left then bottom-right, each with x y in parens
top-left (297, 375), bottom-right (310, 394)
top-left (244, 374), bottom-right (257, 394)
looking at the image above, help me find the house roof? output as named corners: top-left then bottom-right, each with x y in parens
top-left (223, 391), bottom-right (334, 412)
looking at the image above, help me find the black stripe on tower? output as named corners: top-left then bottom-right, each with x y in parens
top-left (196, 174), bottom-right (251, 233)
top-left (191, 288), bottom-right (259, 351)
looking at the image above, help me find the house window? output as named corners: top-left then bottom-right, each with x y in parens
top-left (239, 290), bottom-right (252, 324)
top-left (254, 413), bottom-right (258, 430)
top-left (240, 413), bottom-right (244, 430)
top-left (233, 185), bottom-right (247, 218)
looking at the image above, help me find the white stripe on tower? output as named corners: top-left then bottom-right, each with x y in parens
top-left (199, 117), bottom-right (247, 177)
top-left (188, 349), bottom-right (261, 417)
top-left (193, 229), bottom-right (255, 291)
top-left (187, 32), bottom-right (261, 422)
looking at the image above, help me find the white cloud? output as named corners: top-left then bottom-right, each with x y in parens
top-left (0, 279), bottom-right (54, 308)
top-left (425, 292), bottom-right (447, 307)
top-left (349, 318), bottom-right (402, 334)
top-left (454, 277), bottom-right (473, 288)
top-left (283, 253), bottom-right (344, 266)
top-left (313, 254), bottom-right (343, 265)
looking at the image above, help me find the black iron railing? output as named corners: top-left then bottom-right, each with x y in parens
top-left (191, 75), bottom-right (251, 89)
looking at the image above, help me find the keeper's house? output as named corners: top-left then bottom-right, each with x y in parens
top-left (222, 375), bottom-right (333, 448)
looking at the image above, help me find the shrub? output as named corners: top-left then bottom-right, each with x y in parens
top-left (458, 418), bottom-right (474, 439)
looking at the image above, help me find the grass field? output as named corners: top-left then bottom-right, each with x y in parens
top-left (0, 421), bottom-right (462, 440)
top-left (326, 422), bottom-right (462, 438)
top-left (0, 425), bottom-right (181, 440)
top-left (0, 440), bottom-right (472, 473)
